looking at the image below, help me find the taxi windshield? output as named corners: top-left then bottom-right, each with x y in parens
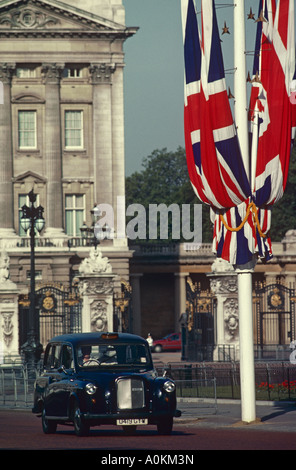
top-left (76, 342), bottom-right (152, 369)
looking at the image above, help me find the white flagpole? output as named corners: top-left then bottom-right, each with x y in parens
top-left (250, 110), bottom-right (259, 192)
top-left (233, 0), bottom-right (257, 424)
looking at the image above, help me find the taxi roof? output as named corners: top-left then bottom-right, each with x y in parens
top-left (48, 332), bottom-right (147, 346)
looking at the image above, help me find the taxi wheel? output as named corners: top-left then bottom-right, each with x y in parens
top-left (73, 403), bottom-right (90, 436)
top-left (41, 408), bottom-right (57, 434)
top-left (157, 417), bottom-right (173, 435)
top-left (154, 345), bottom-right (162, 353)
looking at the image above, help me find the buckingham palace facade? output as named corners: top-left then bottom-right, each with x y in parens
top-left (0, 0), bottom-right (137, 292)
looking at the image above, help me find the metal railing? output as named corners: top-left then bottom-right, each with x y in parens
top-left (0, 366), bottom-right (39, 408)
top-left (175, 378), bottom-right (217, 413)
top-left (0, 365), bottom-right (218, 410)
top-left (160, 362), bottom-right (296, 401)
top-left (1, 362), bottom-right (296, 409)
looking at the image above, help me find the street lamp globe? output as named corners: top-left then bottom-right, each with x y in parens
top-left (20, 205), bottom-right (31, 231)
top-left (35, 205), bottom-right (45, 232)
top-left (20, 216), bottom-right (31, 232)
top-left (35, 217), bottom-right (45, 233)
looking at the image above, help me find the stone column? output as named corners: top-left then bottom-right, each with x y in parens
top-left (0, 64), bottom-right (15, 243)
top-left (90, 64), bottom-right (115, 208)
top-left (174, 272), bottom-right (189, 333)
top-left (79, 275), bottom-right (115, 333)
top-left (111, 64), bottom-right (127, 245)
top-left (78, 248), bottom-right (115, 332)
top-left (42, 63), bottom-right (64, 239)
top-left (0, 251), bottom-right (20, 362)
top-left (208, 259), bottom-right (239, 361)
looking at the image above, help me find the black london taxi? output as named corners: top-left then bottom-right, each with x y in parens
top-left (32, 332), bottom-right (181, 436)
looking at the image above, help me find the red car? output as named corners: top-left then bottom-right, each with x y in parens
top-left (152, 333), bottom-right (181, 353)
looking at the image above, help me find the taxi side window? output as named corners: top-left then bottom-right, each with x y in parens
top-left (44, 344), bottom-right (61, 370)
top-left (61, 345), bottom-right (73, 369)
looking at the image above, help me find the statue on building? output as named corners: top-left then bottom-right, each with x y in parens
top-left (0, 250), bottom-right (10, 284)
top-left (79, 247), bottom-right (112, 275)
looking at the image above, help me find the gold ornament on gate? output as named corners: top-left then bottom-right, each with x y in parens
top-left (42, 290), bottom-right (56, 312)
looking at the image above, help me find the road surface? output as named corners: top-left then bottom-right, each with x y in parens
top-left (0, 409), bottom-right (295, 452)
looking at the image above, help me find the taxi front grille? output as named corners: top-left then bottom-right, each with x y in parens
top-left (116, 378), bottom-right (145, 410)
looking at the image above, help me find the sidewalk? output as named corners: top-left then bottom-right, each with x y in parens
top-left (154, 351), bottom-right (296, 433)
top-left (177, 399), bottom-right (296, 433)
top-left (152, 351), bottom-right (182, 365)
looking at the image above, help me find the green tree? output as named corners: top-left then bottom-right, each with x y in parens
top-left (125, 147), bottom-right (213, 244)
top-left (269, 145), bottom-right (296, 241)
top-left (125, 144), bottom-right (296, 246)
top-left (126, 147), bottom-right (189, 206)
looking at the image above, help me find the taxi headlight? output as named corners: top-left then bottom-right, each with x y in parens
top-left (85, 383), bottom-right (97, 395)
top-left (163, 380), bottom-right (175, 393)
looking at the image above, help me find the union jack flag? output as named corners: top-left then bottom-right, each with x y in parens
top-left (182, 0), bottom-right (250, 210)
top-left (246, 0), bottom-right (295, 265)
top-left (249, 0), bottom-right (295, 205)
top-left (182, 0), bottom-right (295, 265)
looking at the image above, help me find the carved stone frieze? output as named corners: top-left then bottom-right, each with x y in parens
top-left (1, 311), bottom-right (14, 347)
top-left (0, 1), bottom-right (133, 40)
top-left (79, 277), bottom-right (114, 297)
top-left (224, 298), bottom-right (239, 341)
top-left (78, 248), bottom-right (114, 332)
top-left (0, 250), bottom-right (18, 289)
top-left (208, 269), bottom-right (239, 359)
top-left (0, 250), bottom-right (9, 284)
top-left (89, 63), bottom-right (116, 85)
top-left (41, 63), bottom-right (64, 85)
top-left (90, 299), bottom-right (108, 332)
top-left (0, 8), bottom-right (60, 29)
top-left (210, 275), bottom-right (238, 295)
top-left (0, 63), bottom-right (15, 85)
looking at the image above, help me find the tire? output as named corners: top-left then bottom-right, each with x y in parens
top-left (73, 403), bottom-right (90, 436)
top-left (154, 345), bottom-right (162, 353)
top-left (42, 408), bottom-right (57, 434)
top-left (157, 417), bottom-right (173, 435)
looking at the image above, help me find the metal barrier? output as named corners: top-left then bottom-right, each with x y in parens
top-left (0, 366), bottom-right (38, 408)
top-left (160, 363), bottom-right (296, 401)
top-left (0, 366), bottom-right (217, 410)
top-left (1, 362), bottom-right (296, 409)
top-left (175, 378), bottom-right (217, 413)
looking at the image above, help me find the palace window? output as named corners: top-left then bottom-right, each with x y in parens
top-left (16, 67), bottom-right (36, 78)
top-left (64, 111), bottom-right (83, 149)
top-left (63, 68), bottom-right (82, 78)
top-left (65, 194), bottom-right (85, 236)
top-left (18, 110), bottom-right (37, 148)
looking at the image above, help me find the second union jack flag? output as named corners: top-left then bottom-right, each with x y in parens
top-left (182, 0), bottom-right (295, 265)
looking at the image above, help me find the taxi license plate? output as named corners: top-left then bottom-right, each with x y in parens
top-left (116, 419), bottom-right (148, 426)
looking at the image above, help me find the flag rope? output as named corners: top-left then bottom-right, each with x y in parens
top-left (219, 202), bottom-right (267, 238)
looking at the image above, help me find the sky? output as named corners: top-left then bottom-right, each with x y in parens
top-left (123, 0), bottom-right (184, 175)
top-left (122, 0), bottom-right (296, 176)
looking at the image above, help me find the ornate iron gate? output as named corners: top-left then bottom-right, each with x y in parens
top-left (114, 280), bottom-right (133, 333)
top-left (184, 277), bottom-right (216, 361)
top-left (19, 283), bottom-right (82, 350)
top-left (254, 282), bottom-right (296, 359)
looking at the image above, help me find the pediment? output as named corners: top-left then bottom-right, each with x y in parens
top-left (12, 92), bottom-right (45, 103)
top-left (0, 0), bottom-right (126, 34)
top-left (14, 170), bottom-right (47, 184)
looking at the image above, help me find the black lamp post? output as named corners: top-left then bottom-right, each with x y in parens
top-left (20, 189), bottom-right (45, 369)
top-left (80, 204), bottom-right (111, 247)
